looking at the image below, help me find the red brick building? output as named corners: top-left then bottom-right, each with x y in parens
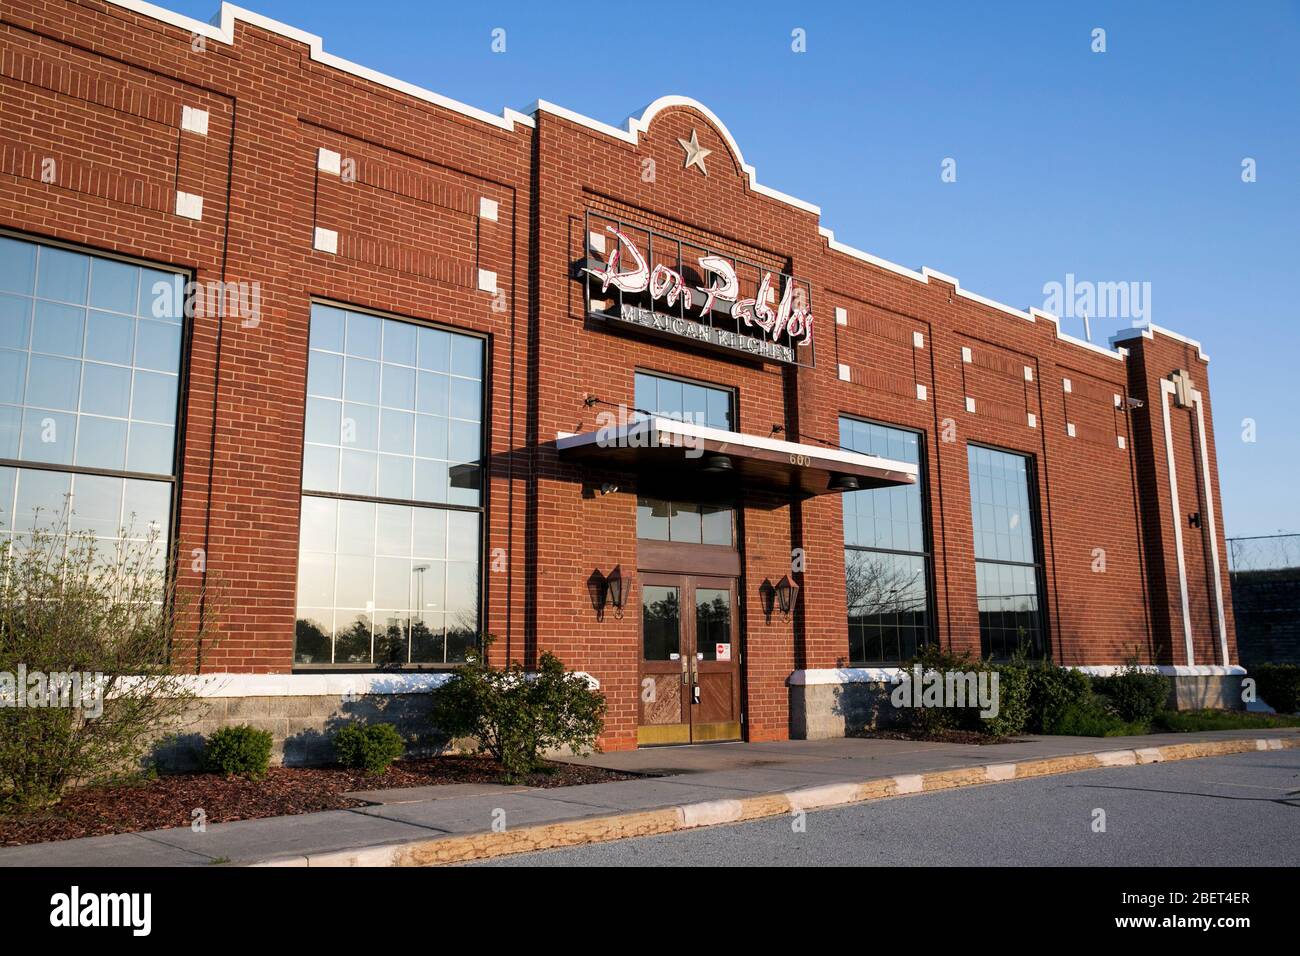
top-left (0, 1), bottom-right (1242, 755)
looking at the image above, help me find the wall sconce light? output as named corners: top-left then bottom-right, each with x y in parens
top-left (587, 566), bottom-right (629, 620)
top-left (775, 575), bottom-right (799, 615)
top-left (606, 565), bottom-right (626, 611)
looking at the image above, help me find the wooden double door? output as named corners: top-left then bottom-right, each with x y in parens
top-left (637, 573), bottom-right (742, 745)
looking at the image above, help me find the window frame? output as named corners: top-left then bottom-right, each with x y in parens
top-left (0, 228), bottom-right (190, 579)
top-left (293, 298), bottom-right (490, 671)
top-left (632, 368), bottom-right (737, 431)
top-left (838, 414), bottom-right (936, 665)
top-left (965, 441), bottom-right (1049, 660)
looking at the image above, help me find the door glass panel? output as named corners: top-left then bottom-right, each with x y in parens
top-left (641, 585), bottom-right (680, 661)
top-left (695, 587), bottom-right (732, 662)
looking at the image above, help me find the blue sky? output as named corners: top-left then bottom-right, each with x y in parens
top-left (166, 0), bottom-right (1300, 537)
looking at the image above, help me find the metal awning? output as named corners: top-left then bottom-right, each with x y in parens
top-left (555, 416), bottom-right (917, 498)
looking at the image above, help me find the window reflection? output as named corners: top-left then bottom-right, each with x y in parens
top-left (295, 304), bottom-right (485, 666)
top-left (840, 418), bottom-right (933, 663)
top-left (637, 497), bottom-right (733, 546)
top-left (633, 371), bottom-right (733, 430)
top-left (967, 445), bottom-right (1044, 659)
top-left (0, 236), bottom-right (181, 577)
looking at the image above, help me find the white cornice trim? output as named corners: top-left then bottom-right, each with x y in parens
top-left (103, 1), bottom-right (1192, 369)
top-left (525, 96), bottom-right (821, 216)
top-left (106, 0), bottom-right (535, 132)
top-left (1110, 322), bottom-right (1211, 363)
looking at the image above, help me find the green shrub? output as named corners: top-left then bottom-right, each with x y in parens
top-left (203, 725), bottom-right (273, 779)
top-left (1052, 698), bottom-right (1147, 737)
top-left (1025, 665), bottom-right (1093, 733)
top-left (334, 723), bottom-right (406, 774)
top-left (1253, 663), bottom-right (1300, 715)
top-left (0, 516), bottom-right (221, 813)
top-left (890, 646), bottom-right (1029, 737)
top-left (1090, 664), bottom-right (1170, 723)
top-left (430, 646), bottom-right (606, 780)
top-left (894, 646), bottom-right (982, 735)
top-left (983, 656), bottom-right (1030, 737)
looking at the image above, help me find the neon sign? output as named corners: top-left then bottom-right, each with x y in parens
top-left (581, 217), bottom-right (814, 367)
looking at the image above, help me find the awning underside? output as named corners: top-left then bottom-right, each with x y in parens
top-left (556, 417), bottom-right (917, 499)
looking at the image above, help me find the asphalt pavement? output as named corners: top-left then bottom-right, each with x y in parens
top-left (474, 748), bottom-right (1300, 866)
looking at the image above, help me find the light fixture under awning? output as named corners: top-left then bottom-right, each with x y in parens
top-left (556, 416), bottom-right (917, 498)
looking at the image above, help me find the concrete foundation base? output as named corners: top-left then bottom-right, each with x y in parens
top-left (1170, 674), bottom-right (1245, 711)
top-left (153, 693), bottom-right (442, 769)
top-left (789, 681), bottom-right (907, 739)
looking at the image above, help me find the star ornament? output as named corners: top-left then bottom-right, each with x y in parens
top-left (678, 129), bottom-right (711, 176)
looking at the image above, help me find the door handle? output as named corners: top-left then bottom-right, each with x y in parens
top-left (681, 656), bottom-right (689, 684)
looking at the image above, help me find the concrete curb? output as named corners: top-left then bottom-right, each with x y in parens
top-left (247, 736), bottom-right (1299, 867)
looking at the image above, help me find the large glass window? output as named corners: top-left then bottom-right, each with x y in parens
top-left (0, 235), bottom-right (181, 564)
top-left (839, 418), bottom-right (931, 663)
top-left (295, 303), bottom-right (484, 666)
top-left (967, 445), bottom-right (1044, 659)
top-left (634, 371), bottom-right (733, 430)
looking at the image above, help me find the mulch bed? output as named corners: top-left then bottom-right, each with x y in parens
top-left (0, 756), bottom-right (638, 848)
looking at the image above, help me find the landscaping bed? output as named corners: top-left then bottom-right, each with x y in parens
top-left (0, 756), bottom-right (639, 848)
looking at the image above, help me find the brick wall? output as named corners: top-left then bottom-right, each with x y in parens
top-left (0, 0), bottom-right (1237, 749)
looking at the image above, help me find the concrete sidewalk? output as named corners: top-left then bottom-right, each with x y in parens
top-left (1, 729), bottom-right (1295, 867)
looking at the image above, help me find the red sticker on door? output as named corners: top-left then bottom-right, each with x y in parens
top-left (716, 643), bottom-right (731, 661)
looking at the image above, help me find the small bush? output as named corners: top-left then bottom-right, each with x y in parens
top-left (430, 645), bottom-right (606, 780)
top-left (1052, 698), bottom-right (1147, 737)
top-left (334, 724), bottom-right (406, 774)
top-left (982, 656), bottom-right (1031, 737)
top-left (0, 515), bottom-right (222, 813)
top-left (1253, 663), bottom-right (1300, 715)
top-left (1091, 663), bottom-right (1170, 723)
top-left (894, 646), bottom-right (983, 736)
top-left (203, 725), bottom-right (273, 779)
top-left (1025, 665), bottom-right (1093, 734)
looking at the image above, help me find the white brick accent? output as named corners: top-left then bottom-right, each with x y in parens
top-left (912, 330), bottom-right (924, 348)
top-left (965, 396), bottom-right (976, 414)
top-left (313, 227), bottom-right (338, 254)
top-left (1024, 365), bottom-right (1034, 382)
top-left (1027, 412), bottom-right (1037, 428)
top-left (1117, 435), bottom-right (1127, 450)
top-left (961, 346), bottom-right (972, 363)
top-left (835, 306), bottom-right (847, 326)
top-left (588, 231), bottom-right (606, 254)
top-left (1063, 377), bottom-right (1072, 393)
top-left (477, 269), bottom-right (498, 294)
top-left (838, 364), bottom-right (851, 382)
top-left (317, 148), bottom-right (342, 175)
top-left (1066, 422), bottom-right (1076, 438)
top-left (478, 196), bottom-right (499, 221)
top-left (916, 383), bottom-right (927, 401)
top-left (175, 191), bottom-right (203, 220)
top-left (181, 105), bottom-right (209, 135)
